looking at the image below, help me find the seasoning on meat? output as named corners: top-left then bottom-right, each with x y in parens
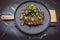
top-left (21, 4), bottom-right (44, 25)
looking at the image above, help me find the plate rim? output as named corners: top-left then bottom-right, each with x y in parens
top-left (14, 1), bottom-right (51, 35)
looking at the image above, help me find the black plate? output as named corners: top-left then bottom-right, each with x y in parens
top-left (15, 1), bottom-right (50, 35)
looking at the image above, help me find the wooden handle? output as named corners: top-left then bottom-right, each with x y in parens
top-left (49, 10), bottom-right (57, 22)
top-left (1, 15), bottom-right (14, 20)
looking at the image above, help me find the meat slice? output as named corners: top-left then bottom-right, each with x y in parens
top-left (21, 12), bottom-right (44, 25)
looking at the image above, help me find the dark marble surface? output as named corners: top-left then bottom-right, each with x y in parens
top-left (0, 0), bottom-right (60, 40)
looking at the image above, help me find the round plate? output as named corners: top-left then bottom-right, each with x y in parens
top-left (15, 1), bottom-right (50, 35)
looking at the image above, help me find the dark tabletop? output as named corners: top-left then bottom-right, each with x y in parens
top-left (0, 0), bottom-right (60, 40)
